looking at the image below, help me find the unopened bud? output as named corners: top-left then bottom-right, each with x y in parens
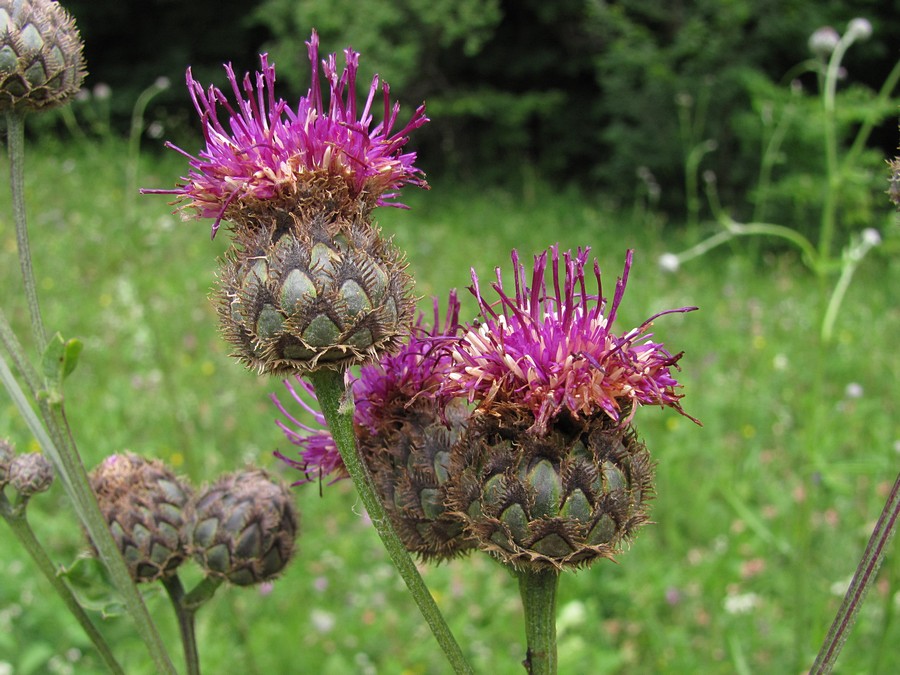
top-left (846, 18), bottom-right (873, 42)
top-left (189, 468), bottom-right (298, 586)
top-left (0, 438), bottom-right (14, 489)
top-left (0, 0), bottom-right (86, 112)
top-left (8, 452), bottom-right (53, 498)
top-left (89, 453), bottom-right (194, 583)
top-left (808, 27), bottom-right (840, 57)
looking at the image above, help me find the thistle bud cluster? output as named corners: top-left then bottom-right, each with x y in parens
top-left (277, 247), bottom-right (698, 572)
top-left (0, 438), bottom-right (54, 505)
top-left (145, 31), bottom-right (428, 375)
top-left (89, 454), bottom-right (298, 586)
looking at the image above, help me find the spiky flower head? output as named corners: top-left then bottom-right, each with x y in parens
top-left (144, 30), bottom-right (428, 237)
top-left (217, 209), bottom-right (415, 374)
top-left (445, 246), bottom-right (697, 434)
top-left (448, 407), bottom-right (655, 571)
top-left (89, 453), bottom-right (193, 583)
top-left (188, 468), bottom-right (298, 586)
top-left (0, 0), bottom-right (85, 112)
top-left (443, 246), bottom-right (696, 571)
top-left (8, 451), bottom-right (53, 499)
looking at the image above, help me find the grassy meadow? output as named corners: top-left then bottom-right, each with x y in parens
top-left (1, 136), bottom-right (899, 674)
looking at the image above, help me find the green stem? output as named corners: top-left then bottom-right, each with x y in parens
top-left (162, 575), bottom-right (204, 675)
top-left (5, 111), bottom-right (46, 349)
top-left (0, 356), bottom-right (177, 674)
top-left (0, 494), bottom-right (125, 674)
top-left (817, 31), bottom-right (848, 264)
top-left (308, 368), bottom-right (473, 675)
top-left (516, 568), bottom-right (560, 675)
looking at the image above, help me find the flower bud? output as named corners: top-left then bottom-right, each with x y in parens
top-left (846, 18), bottom-right (873, 42)
top-left (808, 26), bottom-right (840, 57)
top-left (8, 451), bottom-right (53, 498)
top-left (188, 468), bottom-right (298, 586)
top-left (0, 437), bottom-right (14, 489)
top-left (0, 0), bottom-right (86, 112)
top-left (89, 453), bottom-right (193, 583)
top-left (889, 158), bottom-right (900, 209)
top-left (217, 209), bottom-right (415, 374)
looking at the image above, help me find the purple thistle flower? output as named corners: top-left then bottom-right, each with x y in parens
top-left (273, 292), bottom-right (462, 484)
top-left (143, 30), bottom-right (429, 237)
top-left (354, 290), bottom-right (462, 434)
top-left (445, 246), bottom-right (699, 434)
top-left (272, 377), bottom-right (347, 486)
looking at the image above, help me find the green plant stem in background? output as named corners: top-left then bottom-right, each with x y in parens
top-left (811, 472), bottom-right (900, 673)
top-left (6, 112), bottom-right (47, 350)
top-left (308, 368), bottom-right (473, 675)
top-left (0, 494), bottom-right (125, 675)
top-left (126, 78), bottom-right (170, 215)
top-left (0, 355), bottom-right (178, 673)
top-left (3, 114), bottom-right (179, 672)
top-left (516, 568), bottom-right (559, 675)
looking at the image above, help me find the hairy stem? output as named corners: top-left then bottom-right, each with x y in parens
top-left (516, 568), bottom-right (560, 675)
top-left (308, 367), bottom-right (473, 675)
top-left (811, 472), bottom-right (900, 673)
top-left (5, 112), bottom-right (46, 349)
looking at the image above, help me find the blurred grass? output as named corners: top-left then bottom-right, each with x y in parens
top-left (0, 136), bottom-right (898, 674)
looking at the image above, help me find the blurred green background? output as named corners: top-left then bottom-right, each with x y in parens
top-left (1, 0), bottom-right (899, 673)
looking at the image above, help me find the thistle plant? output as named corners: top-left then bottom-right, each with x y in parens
top-left (276, 247), bottom-right (698, 673)
top-left (144, 30), bottom-right (473, 672)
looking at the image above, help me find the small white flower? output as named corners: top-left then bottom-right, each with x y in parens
top-left (723, 592), bottom-right (761, 615)
top-left (844, 382), bottom-right (864, 399)
top-left (658, 253), bottom-right (680, 273)
top-left (861, 228), bottom-right (881, 246)
top-left (772, 353), bottom-right (788, 371)
top-left (808, 26), bottom-right (840, 56)
top-left (310, 608), bottom-right (336, 633)
top-left (846, 18), bottom-right (873, 41)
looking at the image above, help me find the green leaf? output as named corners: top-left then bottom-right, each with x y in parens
top-left (39, 333), bottom-right (83, 384)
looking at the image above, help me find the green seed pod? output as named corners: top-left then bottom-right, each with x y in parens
top-left (8, 451), bottom-right (53, 498)
top-left (448, 406), bottom-right (655, 571)
top-left (89, 453), bottom-right (193, 583)
top-left (188, 468), bottom-right (298, 586)
top-left (361, 398), bottom-right (475, 562)
top-left (217, 208), bottom-right (415, 375)
top-left (0, 437), bottom-right (14, 489)
top-left (0, 0), bottom-right (86, 112)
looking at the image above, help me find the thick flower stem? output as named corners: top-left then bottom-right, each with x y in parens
top-left (516, 568), bottom-right (560, 675)
top-left (308, 368), bottom-right (473, 675)
top-left (0, 494), bottom-right (125, 675)
top-left (5, 111), bottom-right (47, 349)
